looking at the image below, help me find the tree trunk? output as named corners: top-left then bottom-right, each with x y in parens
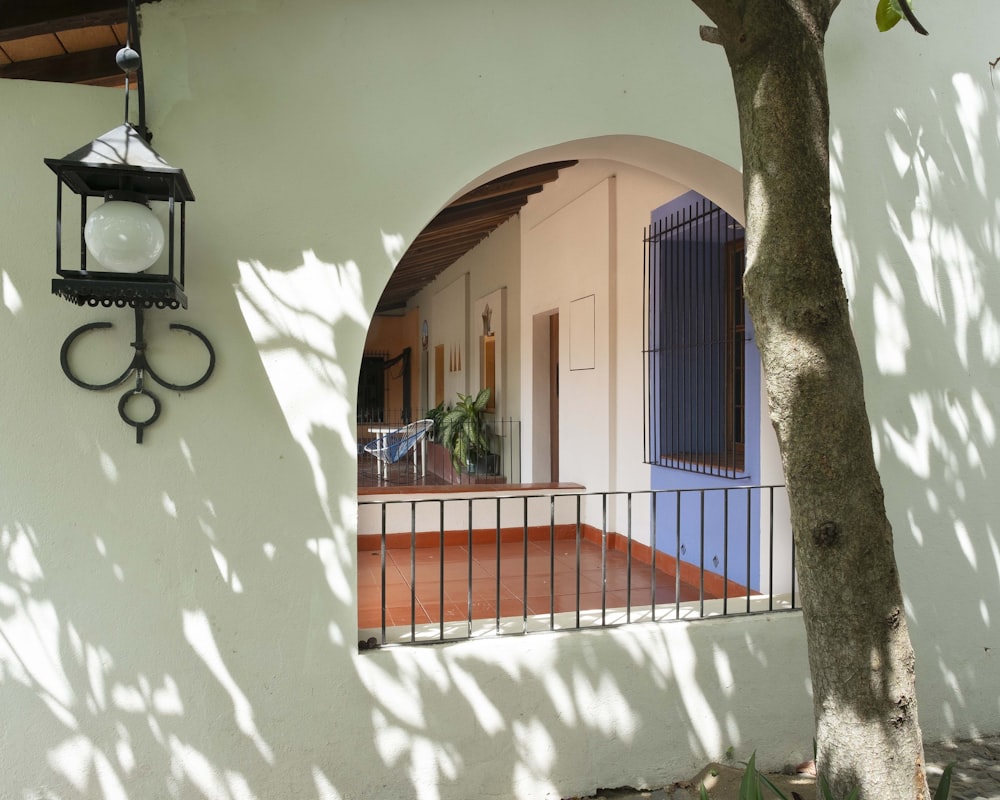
top-left (690, 2), bottom-right (929, 797)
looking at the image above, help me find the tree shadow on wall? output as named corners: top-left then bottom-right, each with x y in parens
top-left (831, 67), bottom-right (1000, 736)
top-left (2, 245), bottom-right (815, 800)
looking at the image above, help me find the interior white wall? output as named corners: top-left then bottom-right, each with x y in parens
top-left (0, 0), bottom-right (997, 798)
top-left (411, 217), bottom-right (522, 420)
top-left (519, 161), bottom-right (696, 540)
top-left (522, 177), bottom-right (613, 494)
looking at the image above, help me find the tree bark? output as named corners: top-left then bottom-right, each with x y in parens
top-left (689, 2), bottom-right (929, 797)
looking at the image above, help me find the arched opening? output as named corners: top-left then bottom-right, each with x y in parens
top-left (356, 136), bottom-right (758, 486)
top-left (356, 137), bottom-right (793, 639)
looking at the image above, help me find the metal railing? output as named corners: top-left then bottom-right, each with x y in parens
top-left (357, 485), bottom-right (796, 648)
top-left (357, 410), bottom-right (521, 486)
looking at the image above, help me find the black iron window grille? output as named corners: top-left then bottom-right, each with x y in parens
top-left (644, 194), bottom-right (747, 478)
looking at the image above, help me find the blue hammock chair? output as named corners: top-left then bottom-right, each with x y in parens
top-left (363, 419), bottom-right (435, 480)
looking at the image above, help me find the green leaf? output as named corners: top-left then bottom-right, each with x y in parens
top-left (818, 773), bottom-right (835, 800)
top-left (699, 782), bottom-right (712, 800)
top-left (876, 0), bottom-right (903, 31)
top-left (739, 752), bottom-right (763, 800)
top-left (758, 771), bottom-right (792, 800)
top-left (933, 763), bottom-right (954, 800)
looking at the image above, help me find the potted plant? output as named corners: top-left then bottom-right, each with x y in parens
top-left (439, 388), bottom-right (496, 474)
top-left (425, 401), bottom-right (448, 443)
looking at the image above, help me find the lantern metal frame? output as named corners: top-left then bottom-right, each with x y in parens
top-left (46, 122), bottom-right (194, 310)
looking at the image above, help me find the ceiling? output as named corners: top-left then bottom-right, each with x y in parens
top-left (2, 2), bottom-right (577, 312)
top-left (0, 1), bottom-right (142, 86)
top-left (376, 161), bottom-right (577, 313)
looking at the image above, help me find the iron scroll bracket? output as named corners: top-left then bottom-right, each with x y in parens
top-left (60, 306), bottom-right (215, 443)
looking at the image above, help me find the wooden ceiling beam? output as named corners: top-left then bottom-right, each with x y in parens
top-left (376, 160), bottom-right (578, 312)
top-left (450, 161), bottom-right (576, 206)
top-left (0, 44), bottom-right (120, 83)
top-left (408, 215), bottom-right (515, 246)
top-left (428, 191), bottom-right (537, 227)
top-left (0, 1), bottom-right (138, 42)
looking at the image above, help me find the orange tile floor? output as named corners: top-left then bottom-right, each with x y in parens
top-left (357, 535), bottom-right (708, 629)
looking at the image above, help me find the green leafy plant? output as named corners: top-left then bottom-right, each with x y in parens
top-left (439, 388), bottom-right (494, 472)
top-left (425, 401), bottom-right (448, 443)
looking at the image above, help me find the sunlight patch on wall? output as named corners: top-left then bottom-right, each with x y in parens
top-left (512, 717), bottom-right (559, 799)
top-left (444, 655), bottom-right (506, 736)
top-left (382, 230), bottom-right (406, 266)
top-left (313, 765), bottom-right (344, 800)
top-left (570, 669), bottom-right (637, 741)
top-left (953, 518), bottom-right (978, 571)
top-left (99, 450), bottom-right (119, 483)
top-left (712, 644), bottom-right (735, 699)
top-left (882, 392), bottom-right (934, 479)
top-left (182, 609), bottom-right (274, 763)
top-left (167, 736), bottom-right (256, 800)
top-left (361, 656), bottom-right (431, 731)
top-left (235, 251), bottom-right (367, 539)
top-left (48, 735), bottom-right (127, 798)
top-left (883, 97), bottom-right (1000, 373)
top-left (210, 545), bottom-right (244, 593)
top-left (873, 259), bottom-right (909, 375)
top-left (951, 74), bottom-right (988, 198)
top-left (2, 270), bottom-right (23, 314)
top-left (664, 625), bottom-right (723, 758)
top-left (161, 491), bottom-right (178, 518)
top-left (987, 526), bottom-right (1000, 585)
top-left (369, 705), bottom-right (461, 800)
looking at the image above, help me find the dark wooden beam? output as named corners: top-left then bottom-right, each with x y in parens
top-left (451, 161), bottom-right (576, 206)
top-left (423, 196), bottom-right (531, 232)
top-left (0, 44), bottom-right (120, 83)
top-left (417, 216), bottom-right (512, 243)
top-left (376, 159), bottom-right (578, 312)
top-left (0, 1), bottom-right (143, 42)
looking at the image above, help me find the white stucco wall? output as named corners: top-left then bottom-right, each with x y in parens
top-left (1, 0), bottom-right (998, 798)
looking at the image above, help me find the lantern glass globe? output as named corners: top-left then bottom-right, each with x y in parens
top-left (84, 200), bottom-right (164, 273)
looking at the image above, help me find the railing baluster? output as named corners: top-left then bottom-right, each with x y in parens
top-left (674, 490), bottom-right (681, 621)
top-left (549, 495), bottom-right (556, 631)
top-left (651, 491), bottom-right (658, 622)
top-left (723, 488), bottom-right (730, 616)
top-left (410, 501), bottom-right (417, 642)
top-left (601, 494), bottom-right (608, 626)
top-left (575, 494), bottom-right (582, 629)
top-left (439, 500), bottom-right (445, 641)
top-left (626, 492), bottom-right (633, 624)
top-left (746, 487), bottom-right (752, 615)
top-left (522, 495), bottom-right (528, 634)
top-left (495, 496), bottom-right (502, 634)
top-left (768, 486), bottom-right (774, 612)
top-left (380, 502), bottom-right (387, 644)
top-left (467, 498), bottom-right (474, 638)
top-left (699, 490), bottom-right (705, 618)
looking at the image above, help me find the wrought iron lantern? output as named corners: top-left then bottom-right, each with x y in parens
top-left (46, 121), bottom-right (193, 310)
top-left (45, 0), bottom-right (214, 444)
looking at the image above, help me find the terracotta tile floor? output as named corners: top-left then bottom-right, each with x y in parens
top-left (357, 536), bottom-right (708, 629)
